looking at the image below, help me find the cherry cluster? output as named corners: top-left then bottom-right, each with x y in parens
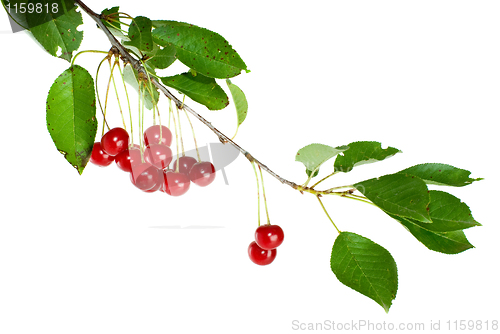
top-left (89, 125), bottom-right (216, 196)
top-left (248, 225), bottom-right (284, 265)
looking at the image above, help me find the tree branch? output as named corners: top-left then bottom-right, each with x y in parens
top-left (74, 0), bottom-right (352, 197)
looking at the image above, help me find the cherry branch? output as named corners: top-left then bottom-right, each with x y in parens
top-left (74, 0), bottom-right (361, 199)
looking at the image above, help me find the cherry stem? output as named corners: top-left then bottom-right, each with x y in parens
top-left (70, 49), bottom-right (108, 67)
top-left (141, 83), bottom-right (146, 153)
top-left (317, 195), bottom-right (341, 234)
top-left (258, 165), bottom-right (270, 225)
top-left (251, 161), bottom-right (261, 227)
top-left (116, 58), bottom-right (134, 146)
top-left (95, 55), bottom-right (111, 135)
top-left (168, 99), bottom-right (172, 129)
top-left (109, 58), bottom-right (127, 131)
top-left (102, 57), bottom-right (114, 134)
top-left (177, 104), bottom-right (185, 156)
top-left (183, 108), bottom-right (201, 162)
top-left (138, 82), bottom-right (145, 162)
top-left (156, 104), bottom-right (163, 140)
top-left (170, 102), bottom-right (180, 173)
top-left (140, 65), bottom-right (162, 143)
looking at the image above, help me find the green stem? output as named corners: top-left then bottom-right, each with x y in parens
top-left (177, 106), bottom-right (185, 156)
top-left (71, 49), bottom-right (108, 67)
top-left (341, 194), bottom-right (378, 207)
top-left (170, 103), bottom-right (180, 173)
top-left (109, 59), bottom-right (127, 131)
top-left (104, 19), bottom-right (128, 33)
top-left (317, 195), bottom-right (341, 234)
top-left (251, 161), bottom-right (261, 227)
top-left (302, 171), bottom-right (315, 187)
top-left (183, 109), bottom-right (202, 162)
top-left (116, 58), bottom-right (133, 146)
top-left (258, 165), bottom-right (270, 225)
top-left (311, 171), bottom-right (339, 189)
top-left (95, 56), bottom-right (110, 135)
top-left (325, 184), bottom-right (355, 192)
top-left (102, 58), bottom-right (114, 133)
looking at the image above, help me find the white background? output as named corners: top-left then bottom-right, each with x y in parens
top-left (0, 1), bottom-right (499, 333)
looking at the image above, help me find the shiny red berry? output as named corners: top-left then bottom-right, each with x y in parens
top-left (144, 144), bottom-right (173, 169)
top-left (172, 156), bottom-right (198, 176)
top-left (90, 142), bottom-right (114, 167)
top-left (101, 127), bottom-right (129, 156)
top-left (144, 125), bottom-right (172, 147)
top-left (162, 170), bottom-right (190, 196)
top-left (255, 225), bottom-right (285, 250)
top-left (130, 162), bottom-right (162, 191)
top-left (115, 147), bottom-right (142, 172)
top-left (248, 241), bottom-right (277, 265)
top-left (189, 161), bottom-right (216, 187)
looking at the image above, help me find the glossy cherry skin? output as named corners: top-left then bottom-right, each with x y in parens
top-left (144, 144), bottom-right (173, 169)
top-left (189, 161), bottom-right (216, 187)
top-left (130, 162), bottom-right (162, 191)
top-left (162, 170), bottom-right (190, 196)
top-left (101, 127), bottom-right (129, 156)
top-left (90, 142), bottom-right (114, 167)
top-left (255, 225), bottom-right (284, 250)
top-left (144, 125), bottom-right (172, 147)
top-left (115, 147), bottom-right (142, 172)
top-left (172, 156), bottom-right (198, 176)
top-left (248, 241), bottom-right (277, 265)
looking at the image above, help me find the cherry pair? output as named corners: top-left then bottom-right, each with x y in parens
top-left (248, 224), bottom-right (284, 266)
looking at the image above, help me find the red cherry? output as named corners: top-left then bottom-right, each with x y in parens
top-left (115, 147), bottom-right (142, 172)
top-left (130, 162), bottom-right (162, 191)
top-left (248, 241), bottom-right (277, 265)
top-left (172, 156), bottom-right (198, 176)
top-left (255, 225), bottom-right (285, 250)
top-left (144, 144), bottom-right (173, 169)
top-left (90, 142), bottom-right (114, 167)
top-left (162, 170), bottom-right (190, 196)
top-left (189, 161), bottom-right (216, 187)
top-left (144, 125), bottom-right (172, 147)
top-left (101, 127), bottom-right (129, 156)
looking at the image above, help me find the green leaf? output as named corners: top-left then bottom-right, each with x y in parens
top-left (423, 190), bottom-right (481, 231)
top-left (295, 144), bottom-right (349, 177)
top-left (145, 44), bottom-right (176, 69)
top-left (334, 141), bottom-right (401, 173)
top-left (152, 20), bottom-right (248, 78)
top-left (354, 173), bottom-right (432, 223)
top-left (388, 213), bottom-right (474, 254)
top-left (27, 1), bottom-right (83, 62)
top-left (331, 232), bottom-right (398, 313)
top-left (123, 63), bottom-right (159, 110)
top-left (160, 72), bottom-right (229, 110)
top-left (46, 65), bottom-right (97, 174)
top-left (399, 163), bottom-right (483, 187)
top-left (226, 79), bottom-right (248, 136)
top-left (100, 6), bottom-right (120, 30)
top-left (123, 16), bottom-right (154, 53)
